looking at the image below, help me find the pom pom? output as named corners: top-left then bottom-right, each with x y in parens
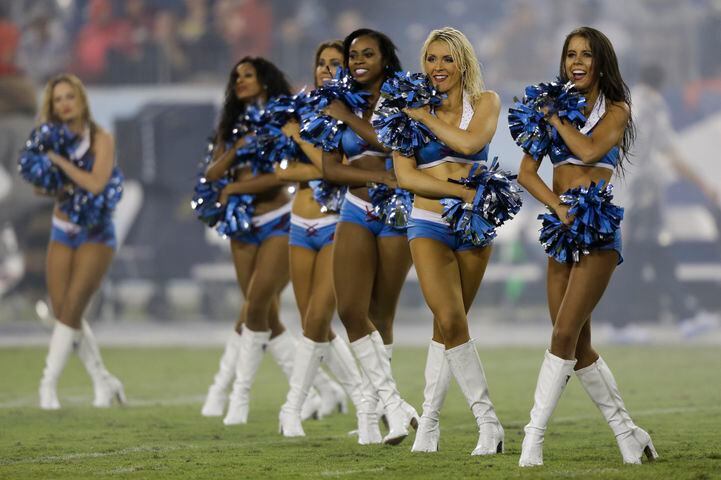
top-left (300, 69), bottom-right (370, 151)
top-left (508, 79), bottom-right (586, 160)
top-left (538, 180), bottom-right (624, 263)
top-left (215, 194), bottom-right (256, 238)
top-left (309, 180), bottom-right (346, 213)
top-left (368, 183), bottom-right (413, 229)
top-left (191, 141), bottom-right (229, 227)
top-left (372, 72), bottom-right (445, 156)
top-left (60, 167), bottom-right (124, 228)
top-left (441, 158), bottom-right (523, 246)
top-left (17, 123), bottom-right (79, 193)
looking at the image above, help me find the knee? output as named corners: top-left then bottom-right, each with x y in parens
top-left (435, 308), bottom-right (468, 347)
top-left (551, 324), bottom-right (578, 352)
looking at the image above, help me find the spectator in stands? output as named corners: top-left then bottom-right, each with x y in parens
top-left (17, 3), bottom-right (69, 84)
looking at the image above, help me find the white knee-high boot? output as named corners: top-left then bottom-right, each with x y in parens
top-left (315, 366), bottom-right (348, 416)
top-left (39, 322), bottom-right (81, 410)
top-left (223, 328), bottom-right (271, 425)
top-left (326, 336), bottom-right (381, 445)
top-left (351, 332), bottom-right (417, 445)
top-left (266, 330), bottom-right (322, 421)
top-left (519, 350), bottom-right (577, 467)
top-left (278, 336), bottom-right (329, 437)
top-left (77, 320), bottom-right (126, 408)
top-left (411, 340), bottom-right (451, 453)
top-left (201, 331), bottom-right (242, 417)
top-left (576, 357), bottom-right (658, 464)
top-left (445, 340), bottom-right (504, 456)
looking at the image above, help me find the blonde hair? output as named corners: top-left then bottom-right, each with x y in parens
top-left (39, 73), bottom-right (97, 139)
top-left (420, 27), bottom-right (484, 102)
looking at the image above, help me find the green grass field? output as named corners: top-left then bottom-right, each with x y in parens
top-left (1, 345), bottom-right (720, 479)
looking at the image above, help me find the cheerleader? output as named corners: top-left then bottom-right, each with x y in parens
top-left (392, 28), bottom-right (505, 455)
top-left (275, 41), bottom-right (373, 437)
top-left (321, 29), bottom-right (418, 445)
top-left (33, 74), bottom-right (125, 409)
top-left (200, 57), bottom-right (323, 425)
top-left (515, 27), bottom-right (657, 466)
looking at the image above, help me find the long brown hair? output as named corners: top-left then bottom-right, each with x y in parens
top-left (559, 27), bottom-right (635, 166)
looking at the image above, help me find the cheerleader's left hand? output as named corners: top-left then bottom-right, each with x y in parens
top-left (323, 100), bottom-right (353, 123)
top-left (403, 105), bottom-right (431, 122)
top-left (219, 186), bottom-right (232, 206)
top-left (46, 151), bottom-right (64, 166)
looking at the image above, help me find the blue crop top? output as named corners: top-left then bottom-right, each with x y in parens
top-left (414, 93), bottom-right (488, 169)
top-left (340, 108), bottom-right (387, 163)
top-left (548, 93), bottom-right (620, 170)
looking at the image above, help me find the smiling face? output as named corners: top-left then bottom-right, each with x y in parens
top-left (52, 81), bottom-right (83, 123)
top-left (315, 47), bottom-right (343, 87)
top-left (347, 35), bottom-right (384, 85)
top-left (564, 35), bottom-right (597, 92)
top-left (234, 62), bottom-right (263, 101)
top-left (423, 40), bottom-right (462, 93)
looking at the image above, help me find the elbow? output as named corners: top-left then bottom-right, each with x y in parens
top-left (517, 169), bottom-right (531, 190)
top-left (396, 173), bottom-right (412, 192)
top-left (322, 163), bottom-right (338, 183)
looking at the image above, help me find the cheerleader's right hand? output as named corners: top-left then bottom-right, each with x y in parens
top-left (554, 203), bottom-right (574, 226)
top-left (323, 100), bottom-right (353, 123)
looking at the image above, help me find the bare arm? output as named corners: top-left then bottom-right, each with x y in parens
top-left (321, 149), bottom-right (393, 187)
top-left (548, 101), bottom-right (629, 164)
top-left (406, 91), bottom-right (501, 156)
top-left (393, 151), bottom-right (473, 202)
top-left (221, 173), bottom-right (284, 196)
top-left (47, 130), bottom-right (114, 195)
top-left (517, 153), bottom-right (571, 225)
top-left (205, 136), bottom-right (245, 181)
top-left (276, 161), bottom-right (322, 182)
top-left (324, 100), bottom-right (387, 152)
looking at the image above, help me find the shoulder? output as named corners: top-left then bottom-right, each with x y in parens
top-left (606, 100), bottom-right (630, 119)
top-left (93, 127), bottom-right (114, 147)
top-left (474, 90), bottom-right (500, 110)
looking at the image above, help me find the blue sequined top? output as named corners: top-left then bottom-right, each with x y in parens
top-left (340, 109), bottom-right (387, 163)
top-left (414, 93), bottom-right (488, 169)
top-left (549, 94), bottom-right (619, 170)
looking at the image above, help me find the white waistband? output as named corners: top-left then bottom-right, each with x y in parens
top-left (417, 158), bottom-right (484, 170)
top-left (348, 151), bottom-right (387, 163)
top-left (344, 191), bottom-right (373, 210)
top-left (410, 207), bottom-right (447, 225)
top-left (291, 213), bottom-right (339, 228)
top-left (554, 157), bottom-right (615, 170)
top-left (52, 216), bottom-right (82, 234)
top-left (252, 202), bottom-right (292, 227)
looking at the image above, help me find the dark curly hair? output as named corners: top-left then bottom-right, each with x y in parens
top-left (217, 57), bottom-right (292, 142)
top-left (559, 27), bottom-right (635, 166)
top-left (343, 29), bottom-right (402, 83)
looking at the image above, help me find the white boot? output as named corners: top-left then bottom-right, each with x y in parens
top-left (351, 332), bottom-right (416, 445)
top-left (314, 367), bottom-right (348, 417)
top-left (519, 350), bottom-right (577, 467)
top-left (279, 337), bottom-right (328, 437)
top-left (326, 336), bottom-right (381, 445)
top-left (77, 320), bottom-right (127, 408)
top-left (223, 328), bottom-right (270, 425)
top-left (266, 330), bottom-right (322, 421)
top-left (576, 357), bottom-right (658, 464)
top-left (381, 341), bottom-right (418, 431)
top-left (39, 322), bottom-right (81, 410)
top-left (445, 340), bottom-right (504, 456)
top-left (201, 331), bottom-right (242, 417)
top-left (411, 340), bottom-right (451, 453)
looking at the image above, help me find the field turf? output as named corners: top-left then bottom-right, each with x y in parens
top-left (1, 346), bottom-right (720, 479)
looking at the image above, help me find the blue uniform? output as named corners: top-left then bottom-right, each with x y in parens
top-left (408, 94), bottom-right (491, 250)
top-left (50, 130), bottom-right (118, 250)
top-left (231, 203), bottom-right (291, 245)
top-left (545, 94), bottom-right (623, 264)
top-left (289, 214), bottom-right (338, 251)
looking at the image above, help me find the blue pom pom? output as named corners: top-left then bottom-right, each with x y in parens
top-left (441, 158), bottom-right (523, 246)
top-left (508, 79), bottom-right (586, 160)
top-left (60, 167), bottom-right (124, 228)
top-left (18, 123), bottom-right (79, 193)
top-left (309, 180), bottom-right (346, 213)
top-left (191, 141), bottom-right (229, 227)
top-left (372, 71), bottom-right (445, 156)
top-left (538, 180), bottom-right (624, 263)
top-left (368, 183), bottom-right (413, 229)
top-left (300, 69), bottom-right (370, 151)
top-left (215, 194), bottom-right (256, 238)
